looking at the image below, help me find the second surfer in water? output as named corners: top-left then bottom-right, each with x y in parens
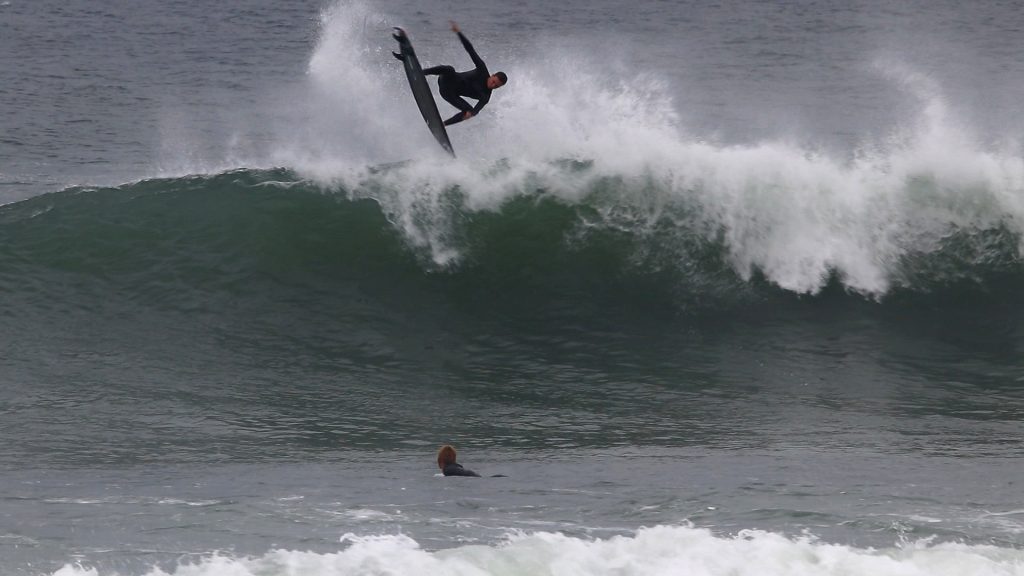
top-left (422, 21), bottom-right (507, 126)
top-left (437, 444), bottom-right (481, 477)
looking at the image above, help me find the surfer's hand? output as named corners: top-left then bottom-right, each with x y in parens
top-left (450, 21), bottom-right (460, 33)
top-left (463, 111), bottom-right (473, 120)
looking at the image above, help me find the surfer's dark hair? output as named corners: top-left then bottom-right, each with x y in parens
top-left (495, 71), bottom-right (508, 85)
top-left (437, 445), bottom-right (457, 469)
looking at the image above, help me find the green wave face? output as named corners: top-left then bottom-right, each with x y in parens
top-left (2, 166), bottom-right (1023, 330)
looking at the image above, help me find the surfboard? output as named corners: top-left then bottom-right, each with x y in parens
top-left (392, 28), bottom-right (456, 157)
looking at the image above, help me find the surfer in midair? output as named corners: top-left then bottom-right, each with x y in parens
top-left (419, 21), bottom-right (507, 126)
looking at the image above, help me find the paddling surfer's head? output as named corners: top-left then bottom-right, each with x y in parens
top-left (487, 72), bottom-right (507, 90)
top-left (437, 444), bottom-right (458, 470)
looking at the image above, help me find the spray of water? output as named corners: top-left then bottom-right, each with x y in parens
top-left (159, 0), bottom-right (1024, 297)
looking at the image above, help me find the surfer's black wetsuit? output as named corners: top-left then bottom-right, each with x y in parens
top-left (423, 32), bottom-right (492, 126)
top-left (442, 462), bottom-right (481, 477)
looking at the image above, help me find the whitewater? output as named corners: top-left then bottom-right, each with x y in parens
top-left (224, 1), bottom-right (1024, 297)
top-left (51, 527), bottom-right (1024, 576)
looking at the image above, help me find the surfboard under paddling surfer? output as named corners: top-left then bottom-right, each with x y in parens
top-left (420, 21), bottom-right (507, 126)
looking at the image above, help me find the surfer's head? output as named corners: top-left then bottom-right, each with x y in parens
top-left (487, 72), bottom-right (507, 90)
top-left (437, 445), bottom-right (458, 470)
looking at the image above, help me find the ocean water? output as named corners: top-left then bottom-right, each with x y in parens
top-left (2, 1), bottom-right (1023, 575)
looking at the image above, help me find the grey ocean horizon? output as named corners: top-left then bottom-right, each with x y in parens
top-left (1, 1), bottom-right (1022, 575)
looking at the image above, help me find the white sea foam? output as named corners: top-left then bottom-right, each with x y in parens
top-left (147, 0), bottom-right (1022, 297)
top-left (50, 525), bottom-right (1024, 576)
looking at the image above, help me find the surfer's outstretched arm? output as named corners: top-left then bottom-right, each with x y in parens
top-left (451, 21), bottom-right (487, 71)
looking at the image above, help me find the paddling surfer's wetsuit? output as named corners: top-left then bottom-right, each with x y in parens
top-left (442, 462), bottom-right (481, 477)
top-left (422, 32), bottom-right (492, 126)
